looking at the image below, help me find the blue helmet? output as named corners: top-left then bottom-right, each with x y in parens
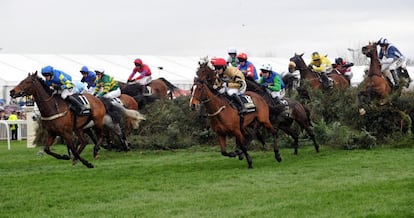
top-left (378, 37), bottom-right (389, 46)
top-left (80, 66), bottom-right (89, 73)
top-left (41, 66), bottom-right (54, 76)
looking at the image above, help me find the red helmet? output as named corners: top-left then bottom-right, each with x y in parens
top-left (134, 58), bottom-right (143, 65)
top-left (237, 53), bottom-right (248, 60)
top-left (211, 57), bottom-right (227, 67)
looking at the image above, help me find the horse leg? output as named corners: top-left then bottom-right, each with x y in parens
top-left (218, 135), bottom-right (237, 158)
top-left (304, 126), bottom-right (319, 153)
top-left (60, 131), bottom-right (93, 168)
top-left (279, 124), bottom-right (299, 155)
top-left (43, 134), bottom-right (71, 160)
top-left (236, 138), bottom-right (253, 169)
top-left (92, 125), bottom-right (104, 160)
top-left (112, 123), bottom-right (130, 151)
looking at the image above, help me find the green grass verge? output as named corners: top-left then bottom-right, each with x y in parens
top-left (1, 141), bottom-right (413, 218)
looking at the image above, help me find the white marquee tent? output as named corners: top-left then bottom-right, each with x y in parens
top-left (2, 53), bottom-right (408, 104)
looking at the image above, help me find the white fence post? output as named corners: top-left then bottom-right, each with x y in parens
top-left (24, 106), bottom-right (37, 148)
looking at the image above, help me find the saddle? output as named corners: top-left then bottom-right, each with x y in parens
top-left (72, 94), bottom-right (91, 116)
top-left (240, 95), bottom-right (256, 113)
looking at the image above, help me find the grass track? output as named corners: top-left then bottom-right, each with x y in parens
top-left (1, 141), bottom-right (413, 217)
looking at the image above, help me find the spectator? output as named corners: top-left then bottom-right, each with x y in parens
top-left (8, 111), bottom-right (18, 140)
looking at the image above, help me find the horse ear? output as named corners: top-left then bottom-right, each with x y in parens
top-left (299, 53), bottom-right (304, 57)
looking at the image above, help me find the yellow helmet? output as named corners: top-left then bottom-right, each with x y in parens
top-left (312, 52), bottom-right (321, 61)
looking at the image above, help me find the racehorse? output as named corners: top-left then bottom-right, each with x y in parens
top-left (10, 72), bottom-right (105, 168)
top-left (288, 53), bottom-right (349, 91)
top-left (119, 78), bottom-right (180, 99)
top-left (245, 77), bottom-right (319, 154)
top-left (194, 58), bottom-right (318, 154)
top-left (189, 78), bottom-right (282, 169)
top-left (358, 42), bottom-right (392, 115)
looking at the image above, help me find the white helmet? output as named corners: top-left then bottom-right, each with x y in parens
top-left (260, 63), bottom-right (272, 72)
top-left (378, 37), bottom-right (389, 45)
top-left (227, 47), bottom-right (237, 54)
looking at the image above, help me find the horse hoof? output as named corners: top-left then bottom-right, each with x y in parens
top-left (275, 155), bottom-right (282, 162)
top-left (62, 154), bottom-right (71, 160)
top-left (94, 154), bottom-right (100, 160)
top-left (87, 163), bottom-right (94, 168)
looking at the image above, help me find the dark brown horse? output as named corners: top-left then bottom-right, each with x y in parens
top-left (288, 53), bottom-right (349, 91)
top-left (244, 77), bottom-right (319, 154)
top-left (10, 72), bottom-right (105, 168)
top-left (189, 78), bottom-right (282, 168)
top-left (358, 42), bottom-right (392, 115)
top-left (119, 78), bottom-right (180, 99)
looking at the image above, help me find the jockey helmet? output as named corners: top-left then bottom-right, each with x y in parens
top-left (211, 57), bottom-right (227, 67)
top-left (237, 53), bottom-right (248, 61)
top-left (378, 37), bottom-right (389, 46)
top-left (311, 52), bottom-right (321, 61)
top-left (227, 47), bottom-right (237, 54)
top-left (134, 58), bottom-right (143, 66)
top-left (80, 66), bottom-right (89, 74)
top-left (41, 65), bottom-right (54, 76)
top-left (94, 68), bottom-right (105, 75)
top-left (260, 64), bottom-right (272, 72)
top-left (335, 57), bottom-right (343, 65)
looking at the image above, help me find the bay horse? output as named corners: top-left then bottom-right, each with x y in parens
top-left (119, 78), bottom-right (180, 100)
top-left (288, 53), bottom-right (349, 91)
top-left (189, 78), bottom-right (282, 169)
top-left (358, 42), bottom-right (392, 115)
top-left (244, 77), bottom-right (319, 154)
top-left (194, 59), bottom-right (318, 154)
top-left (10, 72), bottom-right (105, 168)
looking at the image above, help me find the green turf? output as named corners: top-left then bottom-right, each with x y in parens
top-left (0, 141), bottom-right (413, 218)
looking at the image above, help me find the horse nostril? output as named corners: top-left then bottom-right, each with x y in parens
top-left (190, 104), bottom-right (195, 111)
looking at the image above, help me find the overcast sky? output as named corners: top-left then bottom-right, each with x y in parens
top-left (2, 0), bottom-right (414, 60)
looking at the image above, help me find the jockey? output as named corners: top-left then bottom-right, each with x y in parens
top-left (237, 53), bottom-right (259, 81)
top-left (211, 57), bottom-right (247, 114)
top-left (94, 68), bottom-right (121, 99)
top-left (257, 64), bottom-right (286, 104)
top-left (128, 58), bottom-right (152, 94)
top-left (80, 66), bottom-right (96, 94)
top-left (377, 37), bottom-right (409, 89)
top-left (333, 57), bottom-right (354, 82)
top-left (309, 52), bottom-right (333, 89)
top-left (41, 65), bottom-right (87, 114)
top-left (226, 47), bottom-right (239, 67)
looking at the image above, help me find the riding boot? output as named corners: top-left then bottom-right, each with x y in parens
top-left (232, 94), bottom-right (247, 114)
top-left (141, 85), bottom-right (147, 95)
top-left (391, 70), bottom-right (399, 90)
top-left (66, 95), bottom-right (87, 115)
top-left (321, 72), bottom-right (331, 89)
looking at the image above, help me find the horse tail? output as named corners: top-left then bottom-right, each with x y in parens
top-left (112, 103), bottom-right (146, 129)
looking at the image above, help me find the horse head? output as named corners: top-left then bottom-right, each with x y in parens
top-left (288, 53), bottom-right (306, 73)
top-left (362, 42), bottom-right (377, 58)
top-left (189, 78), bottom-right (211, 111)
top-left (10, 71), bottom-right (51, 98)
top-left (197, 58), bottom-right (217, 85)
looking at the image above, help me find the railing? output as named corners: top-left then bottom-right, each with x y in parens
top-left (0, 120), bottom-right (27, 150)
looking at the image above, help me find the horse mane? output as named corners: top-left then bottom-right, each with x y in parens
top-left (33, 73), bottom-right (53, 94)
top-left (157, 77), bottom-right (179, 90)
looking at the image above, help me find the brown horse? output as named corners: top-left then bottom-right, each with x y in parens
top-left (189, 78), bottom-right (282, 168)
top-left (194, 59), bottom-right (318, 154)
top-left (244, 77), bottom-right (319, 154)
top-left (119, 78), bottom-right (180, 99)
top-left (358, 42), bottom-right (392, 115)
top-left (288, 53), bottom-right (349, 91)
top-left (10, 72), bottom-right (105, 168)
